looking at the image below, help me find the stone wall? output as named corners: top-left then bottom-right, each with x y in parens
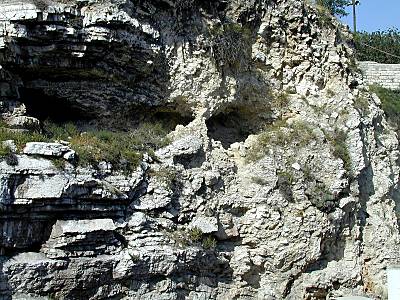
top-left (359, 61), bottom-right (400, 90)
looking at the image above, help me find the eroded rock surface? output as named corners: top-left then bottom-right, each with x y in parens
top-left (0, 0), bottom-right (399, 299)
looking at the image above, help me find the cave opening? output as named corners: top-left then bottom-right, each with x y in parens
top-left (151, 110), bottom-right (194, 129)
top-left (206, 107), bottom-right (268, 149)
top-left (18, 87), bottom-right (196, 135)
top-left (19, 87), bottom-right (90, 123)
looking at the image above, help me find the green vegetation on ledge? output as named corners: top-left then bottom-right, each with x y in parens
top-left (169, 227), bottom-right (218, 250)
top-left (246, 119), bottom-right (316, 163)
top-left (324, 128), bottom-right (352, 175)
top-left (0, 121), bottom-right (171, 171)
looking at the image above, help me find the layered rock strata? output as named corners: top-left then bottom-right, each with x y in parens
top-left (0, 0), bottom-right (399, 299)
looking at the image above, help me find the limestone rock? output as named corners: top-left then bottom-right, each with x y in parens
top-left (5, 116), bottom-right (40, 130)
top-left (0, 0), bottom-right (398, 299)
top-left (23, 142), bottom-right (73, 158)
top-left (189, 216), bottom-right (219, 234)
top-left (1, 140), bottom-right (16, 152)
top-left (42, 219), bottom-right (120, 258)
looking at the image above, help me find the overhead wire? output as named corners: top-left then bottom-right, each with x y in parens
top-left (357, 41), bottom-right (400, 61)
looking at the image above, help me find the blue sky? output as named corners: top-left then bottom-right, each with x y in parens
top-left (340, 0), bottom-right (400, 32)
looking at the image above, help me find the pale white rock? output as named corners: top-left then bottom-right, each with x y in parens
top-left (52, 219), bottom-right (116, 236)
top-left (128, 212), bottom-right (148, 229)
top-left (2, 139), bottom-right (17, 152)
top-left (23, 142), bottom-right (72, 158)
top-left (0, 0), bottom-right (398, 299)
top-left (156, 134), bottom-right (203, 162)
top-left (0, 155), bottom-right (56, 175)
top-left (189, 216), bottom-right (218, 234)
top-left (6, 115), bottom-right (40, 129)
top-left (62, 150), bottom-right (76, 161)
top-left (335, 297), bottom-right (374, 300)
top-left (132, 182), bottom-right (171, 210)
top-left (14, 175), bottom-right (69, 199)
top-left (204, 170), bottom-right (220, 186)
top-left (291, 162), bottom-right (301, 171)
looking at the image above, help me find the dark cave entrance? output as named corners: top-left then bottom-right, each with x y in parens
top-left (19, 87), bottom-right (89, 122)
top-left (150, 110), bottom-right (194, 129)
top-left (18, 87), bottom-right (196, 134)
top-left (206, 108), bottom-right (267, 149)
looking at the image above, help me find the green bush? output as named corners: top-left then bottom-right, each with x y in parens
top-left (0, 127), bottom-right (48, 151)
top-left (0, 143), bottom-right (18, 166)
top-left (202, 236), bottom-right (217, 250)
top-left (0, 143), bottom-right (11, 158)
top-left (32, 0), bottom-right (49, 10)
top-left (355, 29), bottom-right (400, 64)
top-left (44, 121), bottom-right (79, 140)
top-left (51, 158), bottom-right (66, 170)
top-left (149, 166), bottom-right (178, 188)
top-left (210, 23), bottom-right (252, 71)
top-left (67, 122), bottom-right (170, 171)
top-left (246, 120), bottom-right (316, 162)
top-left (277, 170), bottom-right (295, 202)
top-left (170, 227), bottom-right (218, 251)
top-left (315, 0), bottom-right (348, 17)
top-left (302, 164), bottom-right (336, 212)
top-left (272, 92), bottom-right (290, 119)
top-left (314, 2), bottom-right (335, 27)
top-left (188, 227), bottom-right (203, 243)
top-left (369, 85), bottom-right (400, 127)
top-left (307, 182), bottom-right (335, 212)
top-left (354, 95), bottom-right (370, 114)
top-left (328, 129), bottom-right (352, 174)
top-left (0, 120), bottom-right (171, 171)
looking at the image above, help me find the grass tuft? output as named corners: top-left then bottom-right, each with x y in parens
top-left (188, 227), bottom-right (203, 243)
top-left (0, 143), bottom-right (18, 166)
top-left (0, 120), bottom-right (171, 171)
top-left (246, 120), bottom-right (316, 163)
top-left (0, 127), bottom-right (48, 151)
top-left (325, 129), bottom-right (352, 175)
top-left (210, 23), bottom-right (252, 71)
top-left (202, 236), bottom-right (217, 250)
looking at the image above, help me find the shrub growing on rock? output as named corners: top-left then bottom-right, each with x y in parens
top-left (0, 144), bottom-right (18, 166)
top-left (0, 120), bottom-right (171, 172)
top-left (202, 236), bottom-right (217, 250)
top-left (53, 122), bottom-right (171, 171)
top-left (246, 120), bottom-right (316, 163)
top-left (315, 0), bottom-right (349, 17)
top-left (0, 126), bottom-right (48, 151)
top-left (329, 129), bottom-right (352, 174)
top-left (188, 227), bottom-right (203, 243)
top-left (210, 23), bottom-right (252, 71)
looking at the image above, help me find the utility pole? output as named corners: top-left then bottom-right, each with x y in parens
top-left (351, 0), bottom-right (360, 33)
top-left (352, 0), bottom-right (357, 33)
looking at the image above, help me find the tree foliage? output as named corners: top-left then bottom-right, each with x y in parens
top-left (355, 29), bottom-right (400, 64)
top-left (316, 0), bottom-right (349, 17)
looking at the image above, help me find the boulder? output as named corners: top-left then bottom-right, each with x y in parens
top-left (23, 142), bottom-right (74, 159)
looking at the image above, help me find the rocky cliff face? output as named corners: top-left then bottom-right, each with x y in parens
top-left (0, 0), bottom-right (399, 299)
